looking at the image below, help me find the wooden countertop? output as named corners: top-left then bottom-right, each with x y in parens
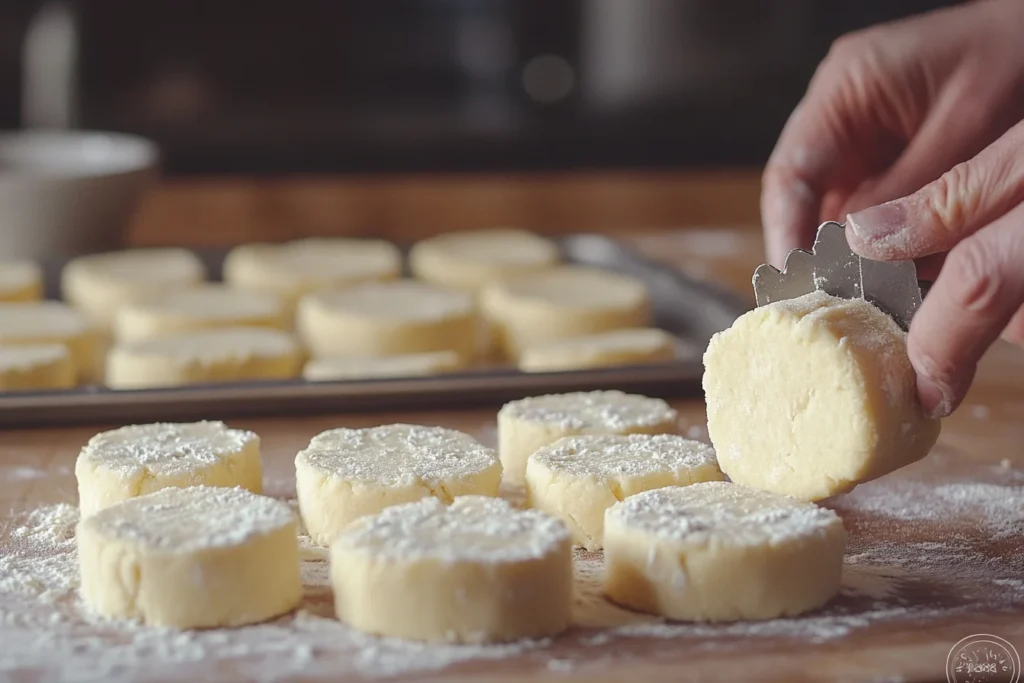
top-left (1, 173), bottom-right (1023, 682)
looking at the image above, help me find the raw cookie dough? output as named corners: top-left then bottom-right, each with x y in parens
top-left (61, 248), bottom-right (206, 328)
top-left (603, 482), bottom-right (846, 621)
top-left (303, 350), bottom-right (463, 381)
top-left (114, 284), bottom-right (288, 343)
top-left (296, 280), bottom-right (477, 361)
top-left (525, 433), bottom-right (723, 550)
top-left (105, 327), bottom-right (301, 389)
top-left (223, 238), bottom-right (401, 307)
top-left (75, 420), bottom-right (262, 516)
top-left (0, 301), bottom-right (97, 383)
top-left (409, 228), bottom-right (560, 292)
top-left (481, 266), bottom-right (651, 358)
top-left (0, 260), bottom-right (43, 302)
top-left (702, 290), bottom-right (942, 501)
top-left (0, 344), bottom-right (75, 391)
top-left (330, 495), bottom-right (572, 643)
top-left (518, 327), bottom-right (676, 373)
top-left (295, 424), bottom-right (502, 545)
top-left (77, 485), bottom-right (301, 628)
top-left (497, 390), bottom-right (678, 484)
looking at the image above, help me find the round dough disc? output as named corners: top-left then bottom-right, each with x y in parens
top-left (295, 424), bottom-right (502, 545)
top-left (409, 228), bottom-right (560, 292)
top-left (0, 301), bottom-right (97, 383)
top-left (330, 495), bottom-right (571, 643)
top-left (0, 260), bottom-right (43, 302)
top-left (61, 248), bottom-right (206, 328)
top-left (497, 390), bottom-right (678, 484)
top-left (603, 482), bottom-right (846, 621)
top-left (296, 280), bottom-right (477, 361)
top-left (481, 266), bottom-right (651, 358)
top-left (105, 327), bottom-right (301, 389)
top-left (525, 433), bottom-right (723, 550)
top-left (518, 327), bottom-right (676, 373)
top-left (223, 238), bottom-right (401, 307)
top-left (703, 290), bottom-right (941, 501)
top-left (303, 350), bottom-right (463, 382)
top-left (77, 485), bottom-right (301, 628)
top-left (0, 344), bottom-right (75, 391)
top-left (75, 420), bottom-right (263, 516)
top-left (114, 284), bottom-right (288, 343)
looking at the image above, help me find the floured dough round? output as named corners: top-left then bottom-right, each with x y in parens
top-left (0, 344), bottom-right (75, 391)
top-left (525, 434), bottom-right (723, 550)
top-left (603, 482), bottom-right (846, 621)
top-left (297, 280), bottom-right (477, 361)
top-left (497, 390), bottom-right (678, 484)
top-left (223, 238), bottom-right (401, 307)
top-left (703, 290), bottom-right (941, 501)
top-left (409, 229), bottom-right (560, 292)
top-left (330, 495), bottom-right (571, 642)
top-left (481, 266), bottom-right (651, 358)
top-left (75, 421), bottom-right (263, 516)
top-left (0, 260), bottom-right (43, 302)
top-left (0, 301), bottom-right (97, 383)
top-left (61, 248), bottom-right (206, 327)
top-left (105, 327), bottom-right (301, 389)
top-left (303, 350), bottom-right (463, 382)
top-left (295, 424), bottom-right (502, 545)
top-left (77, 485), bottom-right (301, 628)
top-left (114, 284), bottom-right (287, 343)
top-left (518, 327), bottom-right (676, 373)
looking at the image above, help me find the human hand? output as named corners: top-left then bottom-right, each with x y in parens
top-left (761, 0), bottom-right (1024, 269)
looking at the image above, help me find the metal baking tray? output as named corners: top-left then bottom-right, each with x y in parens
top-left (0, 234), bottom-right (748, 428)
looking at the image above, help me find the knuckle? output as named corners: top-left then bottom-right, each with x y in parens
top-left (926, 163), bottom-right (980, 240)
top-left (944, 238), bottom-right (1003, 314)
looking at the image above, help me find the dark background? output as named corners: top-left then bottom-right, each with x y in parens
top-left (0, 0), bottom-right (960, 175)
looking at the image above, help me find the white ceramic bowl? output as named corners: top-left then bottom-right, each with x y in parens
top-left (0, 130), bottom-right (159, 260)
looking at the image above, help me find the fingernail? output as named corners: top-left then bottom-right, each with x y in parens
top-left (915, 374), bottom-right (954, 419)
top-left (847, 201), bottom-right (909, 243)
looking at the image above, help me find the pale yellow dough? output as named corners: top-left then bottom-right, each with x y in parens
top-left (297, 280), bottom-right (477, 361)
top-left (518, 327), bottom-right (676, 373)
top-left (61, 248), bottom-right (206, 328)
top-left (525, 433), bottom-right (723, 550)
top-left (77, 485), bottom-right (301, 628)
top-left (223, 238), bottom-right (401, 308)
top-left (105, 327), bottom-right (301, 389)
top-left (114, 284), bottom-right (288, 343)
top-left (330, 495), bottom-right (572, 643)
top-left (603, 482), bottom-right (846, 621)
top-left (481, 266), bottom-right (651, 358)
top-left (295, 424), bottom-right (502, 545)
top-left (497, 390), bottom-right (678, 484)
top-left (0, 301), bottom-right (97, 383)
top-left (702, 290), bottom-right (941, 501)
top-left (303, 350), bottom-right (463, 381)
top-left (0, 344), bottom-right (75, 391)
top-left (0, 260), bottom-right (43, 302)
top-left (409, 228), bottom-right (560, 292)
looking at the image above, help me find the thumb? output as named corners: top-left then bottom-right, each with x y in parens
top-left (845, 119), bottom-right (1024, 261)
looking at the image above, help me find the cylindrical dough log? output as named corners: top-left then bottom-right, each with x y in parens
top-left (77, 485), bottom-right (301, 628)
top-left (0, 301), bottom-right (97, 383)
top-left (497, 390), bottom-right (678, 485)
top-left (481, 266), bottom-right (651, 358)
top-left (525, 433), bottom-right (723, 550)
top-left (518, 327), bottom-right (676, 373)
top-left (61, 248), bottom-right (206, 328)
top-left (75, 421), bottom-right (263, 516)
top-left (295, 424), bottom-right (502, 545)
top-left (296, 280), bottom-right (477, 361)
top-left (702, 290), bottom-right (942, 501)
top-left (409, 229), bottom-right (560, 292)
top-left (223, 238), bottom-right (402, 308)
top-left (0, 344), bottom-right (75, 391)
top-left (330, 495), bottom-right (572, 643)
top-left (0, 260), bottom-right (43, 302)
top-left (105, 327), bottom-right (301, 389)
top-left (114, 284), bottom-right (288, 343)
top-left (303, 350), bottom-right (464, 382)
top-left (603, 482), bottom-right (846, 621)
